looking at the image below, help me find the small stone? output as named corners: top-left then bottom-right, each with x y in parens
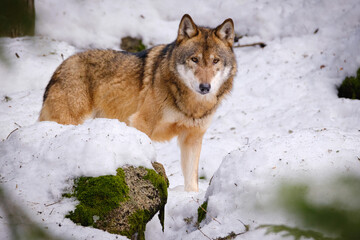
top-left (120, 37), bottom-right (146, 53)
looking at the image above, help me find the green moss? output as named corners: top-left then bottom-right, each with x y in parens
top-left (65, 168), bottom-right (129, 226)
top-left (118, 167), bottom-right (168, 238)
top-left (120, 209), bottom-right (151, 240)
top-left (136, 41), bottom-right (146, 52)
top-left (338, 68), bottom-right (360, 100)
top-left (143, 168), bottom-right (168, 231)
top-left (62, 193), bottom-right (72, 198)
top-left (143, 168), bottom-right (168, 202)
top-left (197, 201), bottom-right (208, 224)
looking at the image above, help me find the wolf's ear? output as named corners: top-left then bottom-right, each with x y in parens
top-left (177, 14), bottom-right (198, 41)
top-left (215, 18), bottom-right (235, 47)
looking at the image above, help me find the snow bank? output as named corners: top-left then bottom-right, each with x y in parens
top-left (195, 128), bottom-right (360, 239)
top-left (0, 119), bottom-right (154, 239)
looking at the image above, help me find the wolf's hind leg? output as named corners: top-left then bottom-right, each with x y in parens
top-left (39, 72), bottom-right (93, 125)
top-left (39, 87), bottom-right (92, 125)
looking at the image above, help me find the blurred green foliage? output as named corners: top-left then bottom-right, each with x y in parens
top-left (260, 176), bottom-right (360, 240)
top-left (0, 186), bottom-right (65, 240)
top-left (259, 224), bottom-right (338, 240)
top-left (338, 68), bottom-right (360, 100)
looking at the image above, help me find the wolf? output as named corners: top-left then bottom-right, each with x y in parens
top-left (39, 14), bottom-right (237, 192)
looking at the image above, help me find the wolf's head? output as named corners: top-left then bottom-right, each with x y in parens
top-left (173, 14), bottom-right (236, 98)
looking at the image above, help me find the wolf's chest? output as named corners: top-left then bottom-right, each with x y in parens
top-left (129, 105), bottom-right (212, 142)
top-left (149, 107), bottom-right (212, 141)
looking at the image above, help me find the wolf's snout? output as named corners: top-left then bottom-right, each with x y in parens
top-left (199, 83), bottom-right (211, 94)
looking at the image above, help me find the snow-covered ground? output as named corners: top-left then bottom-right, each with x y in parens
top-left (1, 0), bottom-right (360, 239)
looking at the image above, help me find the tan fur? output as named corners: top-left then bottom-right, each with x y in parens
top-left (39, 14), bottom-right (237, 191)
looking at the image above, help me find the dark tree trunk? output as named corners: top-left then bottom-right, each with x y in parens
top-left (0, 0), bottom-right (35, 37)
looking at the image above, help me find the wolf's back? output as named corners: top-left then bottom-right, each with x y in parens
top-left (39, 49), bottom-right (147, 124)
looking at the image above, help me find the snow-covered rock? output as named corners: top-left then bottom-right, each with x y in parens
top-left (0, 119), bottom-right (155, 240)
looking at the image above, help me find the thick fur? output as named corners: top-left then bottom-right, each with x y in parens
top-left (39, 14), bottom-right (237, 191)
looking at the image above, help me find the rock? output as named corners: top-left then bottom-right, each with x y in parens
top-left (151, 161), bottom-right (169, 187)
top-left (66, 162), bottom-right (168, 240)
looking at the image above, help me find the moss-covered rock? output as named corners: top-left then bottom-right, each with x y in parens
top-left (66, 168), bottom-right (129, 226)
top-left (65, 162), bottom-right (168, 240)
top-left (143, 166), bottom-right (169, 231)
top-left (338, 68), bottom-right (360, 100)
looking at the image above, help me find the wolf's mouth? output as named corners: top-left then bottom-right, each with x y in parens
top-left (197, 90), bottom-right (210, 95)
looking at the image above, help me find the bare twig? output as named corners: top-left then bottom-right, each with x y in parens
top-left (214, 220), bottom-right (250, 240)
top-left (197, 226), bottom-right (212, 240)
top-left (214, 231), bottom-right (246, 240)
top-left (234, 42), bottom-right (266, 48)
top-left (44, 200), bottom-right (61, 207)
top-left (6, 128), bottom-right (19, 140)
top-left (6, 122), bottom-right (23, 140)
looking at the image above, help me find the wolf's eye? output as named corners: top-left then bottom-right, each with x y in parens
top-left (213, 58), bottom-right (220, 64)
top-left (191, 57), bottom-right (199, 63)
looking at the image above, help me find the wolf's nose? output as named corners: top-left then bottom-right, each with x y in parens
top-left (199, 83), bottom-right (211, 94)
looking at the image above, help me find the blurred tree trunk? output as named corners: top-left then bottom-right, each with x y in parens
top-left (0, 0), bottom-right (35, 37)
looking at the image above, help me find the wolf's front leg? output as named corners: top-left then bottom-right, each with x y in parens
top-left (178, 129), bottom-right (205, 192)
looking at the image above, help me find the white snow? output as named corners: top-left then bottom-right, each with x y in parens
top-left (200, 129), bottom-right (360, 239)
top-left (1, 0), bottom-right (360, 239)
